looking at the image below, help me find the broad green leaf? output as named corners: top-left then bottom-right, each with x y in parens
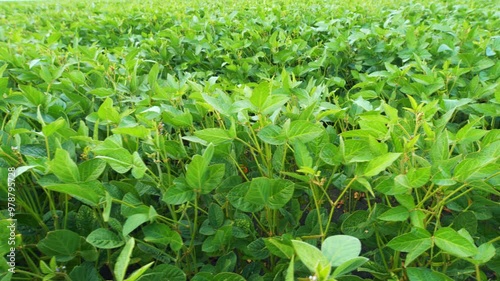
top-left (228, 182), bottom-right (262, 212)
top-left (407, 167), bottom-right (431, 188)
top-left (250, 82), bottom-right (271, 110)
top-left (378, 206), bottom-right (409, 221)
top-left (112, 125), bottom-right (150, 138)
top-left (452, 211), bottom-right (477, 235)
top-left (361, 153), bottom-right (401, 177)
top-left (292, 240), bottom-right (331, 276)
top-left (208, 203), bottom-right (225, 229)
top-left (320, 143), bottom-right (342, 166)
top-left (42, 118), bottom-right (66, 137)
top-left (332, 257), bottom-right (368, 278)
top-left (264, 237), bottom-right (294, 259)
top-left (470, 243), bottom-right (496, 265)
top-left (97, 97), bottom-right (120, 123)
top-left (95, 153), bottom-right (132, 173)
top-left (124, 262), bottom-right (154, 281)
top-left (131, 152), bottom-right (147, 179)
top-left (387, 228), bottom-right (432, 264)
top-left (37, 230), bottom-right (82, 262)
top-left (262, 95), bottom-right (289, 115)
top-left (387, 228), bottom-right (432, 252)
top-left (244, 177), bottom-right (294, 210)
top-left (69, 263), bottom-right (101, 281)
top-left (78, 159), bottom-right (106, 182)
top-left (40, 181), bottom-right (104, 207)
top-left (293, 140), bottom-right (313, 168)
top-left (410, 210), bottom-right (426, 229)
top-left (201, 164), bottom-right (225, 194)
top-left (453, 157), bottom-right (497, 182)
top-left (321, 235), bottom-right (362, 267)
top-left (286, 120), bottom-right (324, 143)
top-left (162, 178), bottom-right (195, 205)
top-left (185, 157), bottom-right (208, 191)
top-left (122, 213), bottom-right (149, 236)
top-left (434, 227), bottom-right (478, 258)
top-left (355, 177), bottom-right (374, 197)
top-left (195, 128), bottom-right (234, 145)
top-left (247, 238), bottom-right (270, 260)
top-left (90, 87), bottom-right (114, 97)
top-left (143, 223), bottom-right (183, 251)
top-left (257, 125), bottom-right (286, 145)
top-left (341, 211), bottom-right (374, 239)
top-left (406, 267), bottom-right (453, 281)
top-left (86, 228), bottom-right (124, 249)
top-left (115, 238), bottom-right (135, 281)
top-left (213, 272), bottom-right (245, 281)
top-left (49, 148), bottom-right (80, 183)
top-left (343, 139), bottom-right (375, 163)
top-left (136, 264), bottom-right (186, 281)
top-left (202, 226), bottom-right (232, 253)
top-left (286, 256), bottom-right (294, 281)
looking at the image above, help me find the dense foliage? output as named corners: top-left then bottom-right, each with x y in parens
top-left (0, 0), bottom-right (499, 280)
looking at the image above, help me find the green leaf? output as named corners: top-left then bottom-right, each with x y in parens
top-left (213, 272), bottom-right (246, 281)
top-left (162, 178), bottom-right (195, 205)
top-left (257, 125), bottom-right (286, 145)
top-left (321, 235), bottom-right (362, 267)
top-left (228, 182), bottom-right (262, 212)
top-left (452, 211), bottom-right (477, 235)
top-left (250, 82), bottom-right (271, 110)
top-left (42, 118), bottom-right (66, 137)
top-left (286, 120), bottom-right (324, 143)
top-left (286, 256), bottom-right (294, 281)
top-left (244, 177), bottom-right (294, 210)
top-left (264, 237), bottom-right (294, 259)
top-left (292, 240), bottom-right (331, 276)
top-left (332, 257), bottom-right (368, 278)
top-left (124, 262), bottom-right (154, 281)
top-left (136, 264), bottom-right (186, 281)
top-left (355, 177), bottom-right (374, 197)
top-left (123, 213), bottom-right (149, 236)
top-left (95, 153), bottom-right (132, 174)
top-left (434, 227), bottom-right (478, 258)
top-left (131, 152), bottom-right (147, 179)
top-left (86, 228), bottom-right (124, 249)
top-left (97, 97), bottom-right (120, 123)
top-left (115, 238), bottom-right (135, 281)
top-left (320, 143), bottom-right (342, 166)
top-left (201, 164), bottom-right (225, 194)
top-left (202, 226), bottom-right (232, 253)
top-left (208, 203), bottom-right (225, 229)
top-left (361, 153), bottom-right (401, 177)
top-left (194, 128), bottom-right (234, 145)
top-left (387, 228), bottom-right (432, 265)
top-left (341, 210), bottom-right (374, 239)
top-left (69, 263), bottom-right (101, 281)
top-left (112, 125), bottom-right (150, 138)
top-left (37, 230), bottom-right (81, 262)
top-left (143, 223), bottom-right (183, 251)
top-left (293, 140), bottom-right (313, 168)
top-left (78, 159), bottom-right (106, 182)
top-left (40, 181), bottom-right (104, 207)
top-left (470, 243), bottom-right (496, 265)
top-left (378, 206), bottom-right (409, 222)
top-left (185, 155), bottom-right (208, 190)
top-left (89, 87), bottom-right (114, 97)
top-left (343, 139), bottom-right (376, 163)
top-left (406, 267), bottom-right (453, 281)
top-left (49, 148), bottom-right (80, 183)
top-left (407, 167), bottom-right (431, 188)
